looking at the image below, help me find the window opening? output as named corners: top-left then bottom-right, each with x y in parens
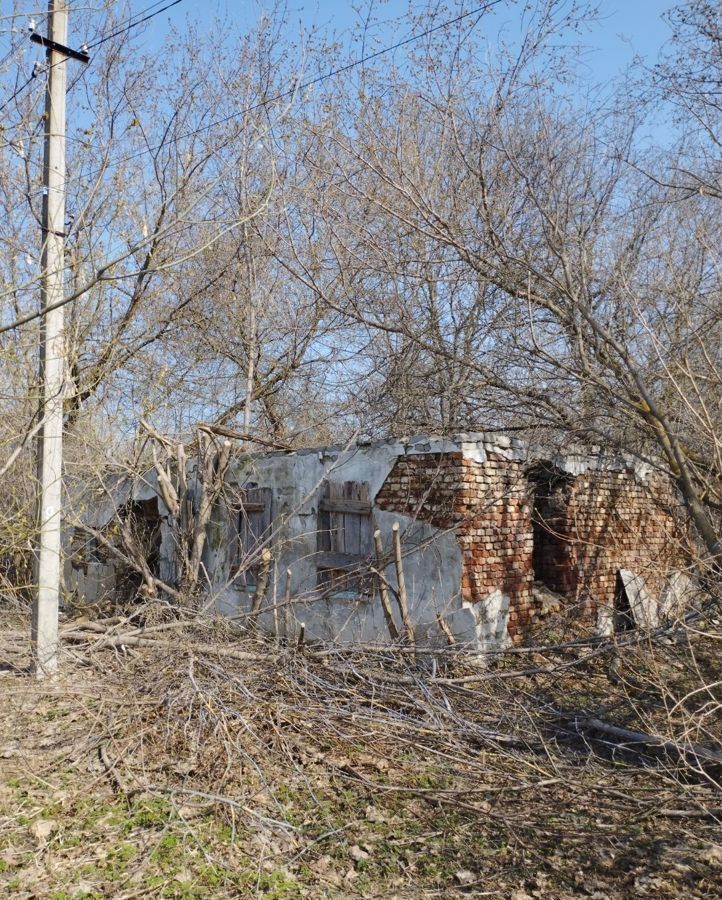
top-left (236, 485), bottom-right (273, 592)
top-left (317, 480), bottom-right (373, 598)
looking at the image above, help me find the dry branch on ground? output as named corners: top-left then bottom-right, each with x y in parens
top-left (0, 608), bottom-right (720, 898)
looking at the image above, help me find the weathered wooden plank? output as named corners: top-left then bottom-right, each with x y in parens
top-left (236, 486), bottom-right (272, 585)
top-left (316, 481), bottom-right (372, 587)
top-left (317, 481), bottom-right (331, 552)
top-left (318, 497), bottom-right (373, 515)
top-left (238, 501), bottom-right (266, 513)
top-left (343, 513), bottom-right (359, 555)
top-left (316, 551), bottom-right (368, 570)
top-left (330, 508), bottom-right (343, 552)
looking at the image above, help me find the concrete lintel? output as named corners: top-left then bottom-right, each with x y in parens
top-left (536, 447), bottom-right (655, 482)
top-left (460, 442), bottom-right (487, 464)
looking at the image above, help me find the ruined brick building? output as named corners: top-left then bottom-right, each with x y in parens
top-left (65, 432), bottom-right (692, 651)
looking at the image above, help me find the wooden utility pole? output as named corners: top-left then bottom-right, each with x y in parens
top-left (32, 1), bottom-right (88, 676)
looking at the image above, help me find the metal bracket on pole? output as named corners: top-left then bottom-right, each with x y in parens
top-left (30, 30), bottom-right (90, 63)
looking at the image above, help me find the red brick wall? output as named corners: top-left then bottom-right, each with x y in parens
top-left (375, 452), bottom-right (464, 532)
top-left (531, 468), bottom-right (687, 616)
top-left (375, 452), bottom-right (536, 639)
top-left (376, 451), bottom-right (689, 642)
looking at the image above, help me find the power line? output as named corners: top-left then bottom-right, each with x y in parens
top-left (69, 1), bottom-right (504, 185)
top-left (0, 0), bottom-right (186, 113)
top-left (0, 71), bottom-right (35, 113)
top-left (0, 56), bottom-right (76, 118)
top-left (86, 0), bottom-right (185, 50)
top-left (0, 1), bottom-right (504, 337)
top-left (6, 1), bottom-right (501, 180)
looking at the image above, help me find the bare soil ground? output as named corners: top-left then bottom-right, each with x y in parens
top-left (1, 609), bottom-right (720, 898)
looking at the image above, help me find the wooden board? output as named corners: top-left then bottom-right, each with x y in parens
top-left (318, 497), bottom-right (372, 515)
top-left (317, 481), bottom-right (372, 577)
top-left (316, 551), bottom-right (367, 570)
top-left (237, 486), bottom-right (272, 586)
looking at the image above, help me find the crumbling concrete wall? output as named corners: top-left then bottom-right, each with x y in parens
top-left (64, 433), bottom-right (693, 649)
top-left (201, 432), bottom-right (542, 649)
top-left (62, 472), bottom-right (175, 608)
top-left (203, 436), bottom-right (472, 647)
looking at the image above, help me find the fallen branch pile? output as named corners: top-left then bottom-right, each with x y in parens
top-left (2, 609), bottom-right (720, 898)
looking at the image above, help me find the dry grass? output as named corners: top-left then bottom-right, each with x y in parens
top-left (0, 607), bottom-right (720, 898)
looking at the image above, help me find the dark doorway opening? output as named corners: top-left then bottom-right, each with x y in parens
top-left (118, 497), bottom-right (163, 597)
top-left (526, 461), bottom-right (575, 595)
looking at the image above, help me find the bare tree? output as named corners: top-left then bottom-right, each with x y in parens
top-left (271, 0), bottom-right (722, 567)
